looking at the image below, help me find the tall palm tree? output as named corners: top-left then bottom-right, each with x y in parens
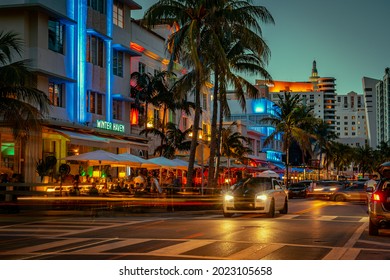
top-left (144, 0), bottom-right (274, 190)
top-left (144, 0), bottom-right (210, 189)
top-left (209, 37), bottom-right (274, 189)
top-left (262, 91), bottom-right (317, 184)
top-left (0, 30), bottom-right (49, 140)
top-left (190, 1), bottom-right (274, 189)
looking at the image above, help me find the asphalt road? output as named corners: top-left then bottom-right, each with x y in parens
top-left (0, 198), bottom-right (390, 260)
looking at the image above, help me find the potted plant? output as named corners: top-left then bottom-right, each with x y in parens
top-left (36, 156), bottom-right (57, 183)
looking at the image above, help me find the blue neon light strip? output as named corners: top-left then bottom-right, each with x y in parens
top-left (77, 0), bottom-right (87, 123)
top-left (66, 0), bottom-right (76, 121)
top-left (106, 0), bottom-right (113, 122)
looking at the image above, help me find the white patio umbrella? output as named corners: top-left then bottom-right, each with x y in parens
top-left (171, 158), bottom-right (201, 170)
top-left (142, 157), bottom-right (178, 187)
top-left (64, 150), bottom-right (122, 165)
top-left (142, 156), bottom-right (177, 169)
top-left (115, 153), bottom-right (150, 168)
top-left (258, 170), bottom-right (280, 178)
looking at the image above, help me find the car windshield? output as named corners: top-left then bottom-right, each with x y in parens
top-left (233, 177), bottom-right (273, 194)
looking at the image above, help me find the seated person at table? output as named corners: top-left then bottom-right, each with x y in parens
top-left (150, 176), bottom-right (162, 193)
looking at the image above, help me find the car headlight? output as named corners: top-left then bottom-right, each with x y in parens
top-left (256, 194), bottom-right (268, 201)
top-left (329, 187), bottom-right (337, 191)
top-left (224, 194), bottom-right (234, 201)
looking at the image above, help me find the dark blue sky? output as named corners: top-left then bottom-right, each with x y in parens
top-left (133, 0), bottom-right (390, 94)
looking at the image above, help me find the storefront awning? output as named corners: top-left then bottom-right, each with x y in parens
top-left (55, 129), bottom-right (148, 149)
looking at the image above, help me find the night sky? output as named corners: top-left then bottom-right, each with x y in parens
top-left (133, 0), bottom-right (390, 94)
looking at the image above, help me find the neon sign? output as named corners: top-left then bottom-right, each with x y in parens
top-left (96, 120), bottom-right (125, 133)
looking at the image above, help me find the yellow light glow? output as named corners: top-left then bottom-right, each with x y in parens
top-left (119, 171), bottom-right (126, 178)
top-left (144, 50), bottom-right (160, 60)
top-left (92, 170), bottom-right (101, 178)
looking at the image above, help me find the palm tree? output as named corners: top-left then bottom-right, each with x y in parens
top-left (262, 92), bottom-right (317, 184)
top-left (353, 144), bottom-right (375, 178)
top-left (130, 71), bottom-right (172, 131)
top-left (143, 0), bottom-right (274, 190)
top-left (0, 30), bottom-right (49, 140)
top-left (220, 122), bottom-right (252, 182)
top-left (327, 141), bottom-right (353, 178)
top-left (311, 120), bottom-right (338, 179)
top-left (185, 1), bottom-right (274, 189)
top-left (209, 37), bottom-right (274, 189)
top-left (375, 141), bottom-right (390, 166)
top-left (141, 122), bottom-right (192, 159)
top-left (144, 0), bottom-right (211, 189)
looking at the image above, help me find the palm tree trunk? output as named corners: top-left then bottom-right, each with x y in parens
top-left (318, 150), bottom-right (323, 180)
top-left (214, 91), bottom-right (225, 187)
top-left (285, 147), bottom-right (290, 186)
top-left (208, 70), bottom-right (219, 190)
top-left (161, 104), bottom-right (167, 152)
top-left (186, 80), bottom-right (201, 190)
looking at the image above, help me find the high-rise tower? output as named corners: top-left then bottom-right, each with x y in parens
top-left (309, 60), bottom-right (319, 90)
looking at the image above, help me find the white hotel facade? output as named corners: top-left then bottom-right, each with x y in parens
top-left (0, 0), bottom-right (212, 183)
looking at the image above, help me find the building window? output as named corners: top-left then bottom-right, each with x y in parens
top-left (113, 100), bottom-right (123, 120)
top-left (87, 91), bottom-right (103, 115)
top-left (113, 50), bottom-right (123, 77)
top-left (202, 93), bottom-right (207, 110)
top-left (87, 0), bottom-right (106, 14)
top-left (48, 19), bottom-right (64, 54)
top-left (182, 117), bottom-right (188, 130)
top-left (139, 62), bottom-right (146, 74)
top-left (113, 0), bottom-right (124, 28)
top-left (87, 35), bottom-right (105, 67)
top-left (48, 82), bottom-right (64, 107)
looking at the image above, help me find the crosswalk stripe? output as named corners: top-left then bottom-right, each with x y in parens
top-left (4, 238), bottom-right (87, 254)
top-left (148, 240), bottom-right (214, 256)
top-left (228, 243), bottom-right (284, 259)
top-left (70, 239), bottom-right (147, 254)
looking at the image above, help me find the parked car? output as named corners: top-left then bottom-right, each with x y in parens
top-left (222, 176), bottom-right (288, 218)
top-left (331, 181), bottom-right (367, 202)
top-left (287, 180), bottom-right (312, 199)
top-left (307, 180), bottom-right (345, 199)
top-left (367, 162), bottom-right (390, 235)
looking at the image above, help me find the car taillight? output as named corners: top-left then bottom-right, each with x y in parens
top-left (372, 193), bottom-right (383, 202)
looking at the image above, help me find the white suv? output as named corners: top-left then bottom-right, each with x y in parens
top-left (223, 177), bottom-right (288, 218)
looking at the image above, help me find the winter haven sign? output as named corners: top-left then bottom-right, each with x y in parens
top-left (96, 120), bottom-right (125, 133)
